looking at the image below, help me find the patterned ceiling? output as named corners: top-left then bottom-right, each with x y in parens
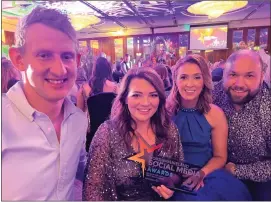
top-left (2, 0), bottom-right (271, 35)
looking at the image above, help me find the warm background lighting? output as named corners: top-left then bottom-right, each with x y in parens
top-left (70, 15), bottom-right (101, 31)
top-left (187, 1), bottom-right (248, 19)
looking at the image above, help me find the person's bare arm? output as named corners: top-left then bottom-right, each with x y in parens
top-left (76, 83), bottom-right (91, 112)
top-left (202, 104), bottom-right (228, 176)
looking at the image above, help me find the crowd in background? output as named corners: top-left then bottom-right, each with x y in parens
top-left (2, 6), bottom-right (271, 201)
top-left (61, 46), bottom-right (270, 106)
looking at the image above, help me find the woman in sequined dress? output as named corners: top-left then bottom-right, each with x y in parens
top-left (83, 68), bottom-right (184, 201)
top-left (167, 54), bottom-right (251, 200)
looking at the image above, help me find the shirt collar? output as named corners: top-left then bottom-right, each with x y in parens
top-left (6, 81), bottom-right (79, 122)
top-left (63, 96), bottom-right (79, 119)
top-left (6, 81), bottom-right (35, 122)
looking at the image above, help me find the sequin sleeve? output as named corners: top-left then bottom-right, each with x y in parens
top-left (169, 122), bottom-right (185, 162)
top-left (235, 89), bottom-right (271, 182)
top-left (235, 160), bottom-right (271, 182)
top-left (83, 122), bottom-right (118, 201)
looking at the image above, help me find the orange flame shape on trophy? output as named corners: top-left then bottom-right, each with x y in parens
top-left (128, 138), bottom-right (163, 177)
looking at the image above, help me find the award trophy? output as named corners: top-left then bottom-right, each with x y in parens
top-left (144, 155), bottom-right (201, 195)
top-left (127, 137), bottom-right (201, 195)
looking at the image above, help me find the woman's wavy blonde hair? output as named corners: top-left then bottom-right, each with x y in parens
top-left (167, 54), bottom-right (213, 115)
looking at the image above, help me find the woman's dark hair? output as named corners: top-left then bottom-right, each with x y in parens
top-left (89, 57), bottom-right (113, 94)
top-left (154, 64), bottom-right (171, 90)
top-left (110, 68), bottom-right (171, 149)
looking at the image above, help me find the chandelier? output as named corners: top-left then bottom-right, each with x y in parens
top-left (42, 1), bottom-right (101, 31)
top-left (2, 1), bottom-right (102, 31)
top-left (69, 14), bottom-right (101, 31)
top-left (187, 1), bottom-right (248, 19)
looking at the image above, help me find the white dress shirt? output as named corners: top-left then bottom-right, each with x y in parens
top-left (2, 82), bottom-right (88, 200)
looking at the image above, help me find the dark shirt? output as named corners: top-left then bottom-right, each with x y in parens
top-left (213, 81), bottom-right (271, 182)
top-left (112, 70), bottom-right (124, 83)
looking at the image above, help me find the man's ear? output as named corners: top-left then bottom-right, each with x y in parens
top-left (9, 47), bottom-right (25, 71)
top-left (76, 53), bottom-right (81, 68)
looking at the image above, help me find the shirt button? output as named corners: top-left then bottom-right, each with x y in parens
top-left (232, 152), bottom-right (235, 156)
top-left (232, 127), bottom-right (235, 130)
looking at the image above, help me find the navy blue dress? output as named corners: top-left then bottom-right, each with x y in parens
top-left (173, 109), bottom-right (252, 201)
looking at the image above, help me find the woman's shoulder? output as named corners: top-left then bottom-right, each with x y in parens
top-left (209, 103), bottom-right (225, 115)
top-left (98, 119), bottom-right (116, 131)
top-left (100, 120), bottom-right (122, 135)
top-left (209, 104), bottom-right (225, 116)
top-left (167, 121), bottom-right (180, 137)
top-left (205, 104), bottom-right (227, 127)
top-left (104, 80), bottom-right (118, 93)
top-left (105, 80), bottom-right (116, 86)
top-left (93, 120), bottom-right (118, 142)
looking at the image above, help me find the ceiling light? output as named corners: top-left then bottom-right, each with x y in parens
top-left (110, 29), bottom-right (128, 36)
top-left (187, 1), bottom-right (248, 19)
top-left (69, 14), bottom-right (101, 31)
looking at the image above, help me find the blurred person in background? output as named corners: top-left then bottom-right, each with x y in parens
top-left (1, 59), bottom-right (21, 93)
top-left (112, 61), bottom-right (124, 83)
top-left (77, 56), bottom-right (118, 112)
top-left (154, 64), bottom-right (171, 95)
top-left (121, 53), bottom-right (132, 74)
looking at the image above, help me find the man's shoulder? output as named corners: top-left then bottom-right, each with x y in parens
top-left (2, 93), bottom-right (15, 112)
top-left (260, 87), bottom-right (271, 110)
top-left (2, 93), bottom-right (9, 102)
top-left (262, 86), bottom-right (271, 97)
top-left (213, 81), bottom-right (223, 93)
top-left (212, 81), bottom-right (226, 105)
top-left (2, 94), bottom-right (29, 135)
top-left (65, 99), bottom-right (87, 120)
top-left (72, 107), bottom-right (87, 121)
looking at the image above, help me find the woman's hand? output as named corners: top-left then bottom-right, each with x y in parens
top-left (225, 162), bottom-right (236, 175)
top-left (182, 170), bottom-right (205, 191)
top-left (152, 185), bottom-right (174, 199)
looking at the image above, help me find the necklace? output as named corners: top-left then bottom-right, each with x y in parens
top-left (181, 108), bottom-right (198, 112)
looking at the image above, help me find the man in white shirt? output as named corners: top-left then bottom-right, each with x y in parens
top-left (2, 7), bottom-right (88, 200)
top-left (121, 54), bottom-right (132, 74)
